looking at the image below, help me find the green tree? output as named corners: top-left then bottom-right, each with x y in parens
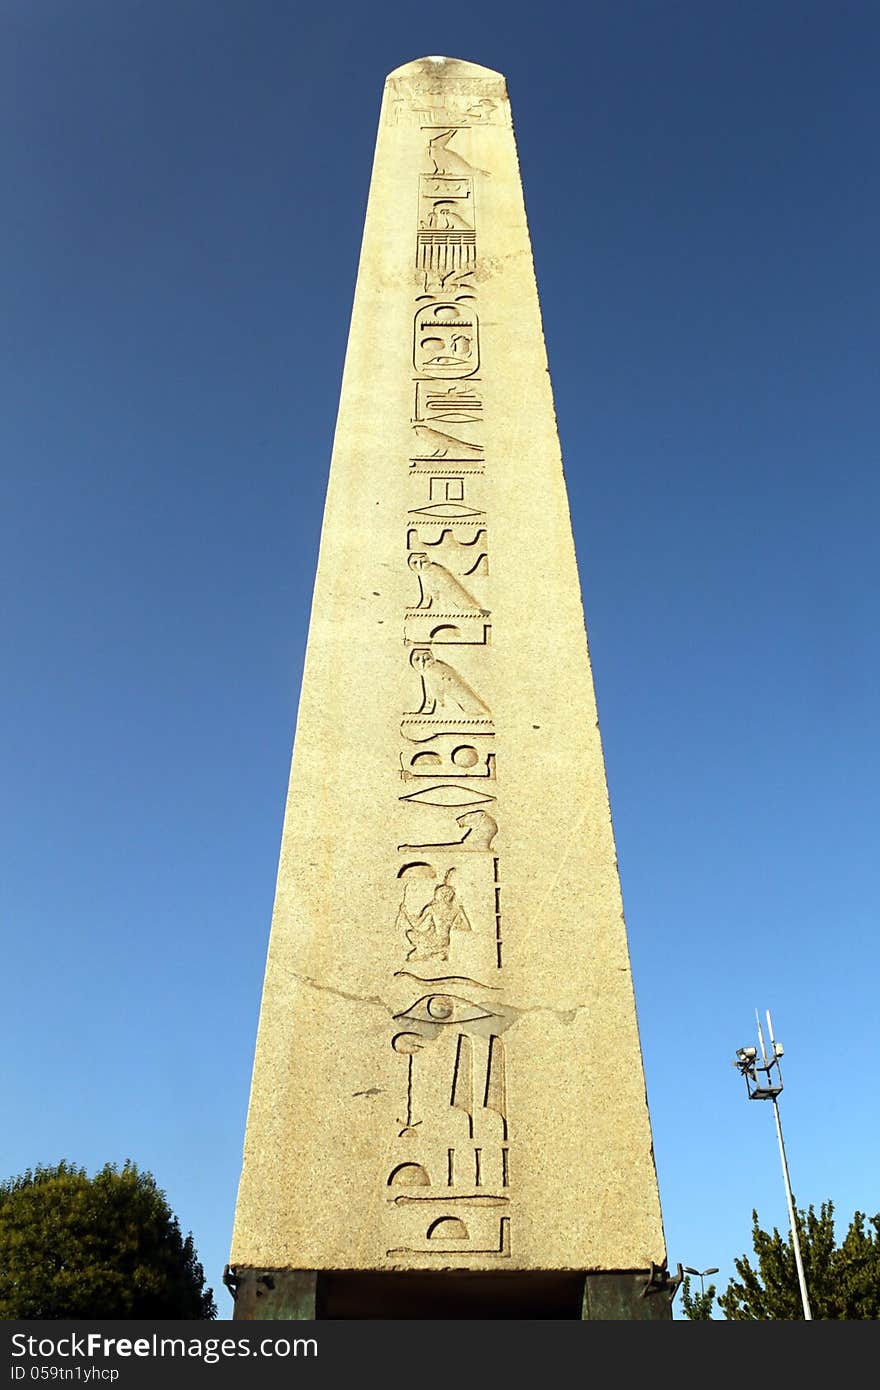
top-left (718, 1200), bottom-right (880, 1320)
top-left (0, 1161), bottom-right (216, 1318)
top-left (679, 1274), bottom-right (717, 1319)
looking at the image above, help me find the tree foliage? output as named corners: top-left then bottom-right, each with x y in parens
top-left (717, 1200), bottom-right (880, 1320)
top-left (0, 1161), bottom-right (216, 1319)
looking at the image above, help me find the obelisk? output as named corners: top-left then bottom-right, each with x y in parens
top-left (229, 57), bottom-right (671, 1320)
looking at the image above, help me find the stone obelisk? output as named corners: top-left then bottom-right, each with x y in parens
top-left (229, 57), bottom-right (671, 1320)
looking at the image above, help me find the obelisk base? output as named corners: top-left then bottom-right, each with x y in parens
top-left (226, 1267), bottom-right (677, 1320)
top-left (581, 1269), bottom-right (678, 1320)
top-left (225, 1268), bottom-right (317, 1320)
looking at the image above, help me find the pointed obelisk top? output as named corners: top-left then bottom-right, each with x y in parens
top-left (383, 57), bottom-right (509, 128)
top-left (386, 55), bottom-right (505, 83)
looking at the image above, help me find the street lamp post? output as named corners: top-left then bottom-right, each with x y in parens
top-left (683, 1265), bottom-right (719, 1299)
top-left (733, 1009), bottom-right (812, 1321)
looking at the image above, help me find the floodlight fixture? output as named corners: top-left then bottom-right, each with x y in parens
top-left (732, 1009), bottom-right (812, 1321)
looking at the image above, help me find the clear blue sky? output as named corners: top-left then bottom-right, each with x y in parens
top-left (2, 1), bottom-right (878, 1319)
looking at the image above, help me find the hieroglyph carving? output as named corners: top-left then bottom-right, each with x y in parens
top-left (410, 422), bottom-right (483, 460)
top-left (415, 381), bottom-right (483, 425)
top-left (397, 809), bottom-right (498, 853)
top-left (417, 171), bottom-right (476, 274)
top-left (385, 76), bottom-right (509, 128)
top-left (408, 501), bottom-right (485, 520)
top-left (427, 129), bottom-right (489, 178)
top-left (414, 305), bottom-right (479, 378)
top-left (386, 88), bottom-right (511, 1263)
top-left (406, 647), bottom-right (490, 717)
top-left (400, 740), bottom-right (496, 781)
top-left (407, 525), bottom-right (488, 576)
top-left (396, 868), bottom-right (473, 963)
top-left (398, 785), bottom-right (495, 807)
top-left (419, 175), bottom-right (473, 225)
top-left (407, 552), bottom-right (487, 612)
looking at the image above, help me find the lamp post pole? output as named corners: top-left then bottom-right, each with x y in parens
top-left (769, 1089), bottom-right (811, 1320)
top-left (733, 1009), bottom-right (812, 1321)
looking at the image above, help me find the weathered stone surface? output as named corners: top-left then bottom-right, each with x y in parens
top-left (231, 56), bottom-right (666, 1279)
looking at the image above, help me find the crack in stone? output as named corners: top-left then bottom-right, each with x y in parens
top-left (285, 971), bottom-right (388, 1011)
top-left (286, 969), bottom-right (588, 1024)
top-left (509, 1003), bottom-right (587, 1025)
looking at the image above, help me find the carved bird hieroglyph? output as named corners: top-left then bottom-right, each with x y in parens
top-left (427, 129), bottom-right (488, 178)
top-left (409, 647), bottom-right (490, 715)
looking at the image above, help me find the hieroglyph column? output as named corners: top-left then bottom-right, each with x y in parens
top-left (230, 57), bottom-right (667, 1308)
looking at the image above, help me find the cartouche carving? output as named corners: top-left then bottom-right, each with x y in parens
top-left (414, 304), bottom-right (479, 378)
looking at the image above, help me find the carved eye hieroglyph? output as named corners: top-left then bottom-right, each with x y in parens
top-left (394, 993), bottom-right (495, 1026)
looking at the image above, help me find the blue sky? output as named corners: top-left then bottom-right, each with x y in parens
top-left (2, 1), bottom-right (878, 1319)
